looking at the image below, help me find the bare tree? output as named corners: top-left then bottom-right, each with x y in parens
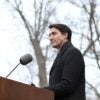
top-left (64, 0), bottom-right (100, 98)
top-left (6, 0), bottom-right (59, 87)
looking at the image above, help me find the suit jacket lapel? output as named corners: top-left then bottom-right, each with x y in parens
top-left (50, 52), bottom-right (60, 75)
top-left (50, 42), bottom-right (72, 75)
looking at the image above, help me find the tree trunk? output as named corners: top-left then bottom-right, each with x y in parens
top-left (32, 39), bottom-right (47, 87)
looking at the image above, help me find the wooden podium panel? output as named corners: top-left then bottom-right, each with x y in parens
top-left (0, 77), bottom-right (54, 100)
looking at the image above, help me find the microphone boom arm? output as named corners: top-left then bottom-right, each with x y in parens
top-left (5, 53), bottom-right (33, 78)
top-left (6, 63), bottom-right (20, 78)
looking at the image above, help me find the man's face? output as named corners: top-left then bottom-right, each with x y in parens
top-left (49, 27), bottom-right (68, 49)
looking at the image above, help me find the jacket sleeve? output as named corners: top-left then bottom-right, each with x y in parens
top-left (44, 49), bottom-right (85, 97)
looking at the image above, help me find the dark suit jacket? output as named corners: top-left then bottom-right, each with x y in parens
top-left (45, 42), bottom-right (86, 100)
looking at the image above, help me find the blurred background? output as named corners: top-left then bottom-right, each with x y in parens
top-left (0, 0), bottom-right (100, 99)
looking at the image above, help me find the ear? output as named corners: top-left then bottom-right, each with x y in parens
top-left (63, 33), bottom-right (68, 40)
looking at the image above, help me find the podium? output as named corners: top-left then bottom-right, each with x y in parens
top-left (0, 77), bottom-right (54, 100)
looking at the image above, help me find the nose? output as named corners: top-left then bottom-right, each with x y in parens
top-left (49, 34), bottom-right (53, 41)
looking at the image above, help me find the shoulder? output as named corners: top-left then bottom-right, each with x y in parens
top-left (65, 43), bottom-right (83, 58)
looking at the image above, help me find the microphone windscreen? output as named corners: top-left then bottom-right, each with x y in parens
top-left (20, 54), bottom-right (33, 65)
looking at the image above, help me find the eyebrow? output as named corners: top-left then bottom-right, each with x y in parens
top-left (49, 32), bottom-right (57, 36)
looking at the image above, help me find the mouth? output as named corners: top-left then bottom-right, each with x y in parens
top-left (51, 41), bottom-right (57, 47)
top-left (50, 40), bottom-right (55, 44)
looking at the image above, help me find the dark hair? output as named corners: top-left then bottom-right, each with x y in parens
top-left (49, 24), bottom-right (72, 41)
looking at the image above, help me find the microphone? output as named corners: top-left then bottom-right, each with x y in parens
top-left (20, 54), bottom-right (33, 65)
top-left (6, 54), bottom-right (33, 78)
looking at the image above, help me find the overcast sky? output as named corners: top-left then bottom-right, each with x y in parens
top-left (0, 1), bottom-right (100, 94)
top-left (0, 0), bottom-right (33, 84)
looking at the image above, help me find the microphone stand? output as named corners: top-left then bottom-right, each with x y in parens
top-left (6, 63), bottom-right (20, 78)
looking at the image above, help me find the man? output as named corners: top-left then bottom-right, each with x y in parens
top-left (45, 24), bottom-right (86, 100)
